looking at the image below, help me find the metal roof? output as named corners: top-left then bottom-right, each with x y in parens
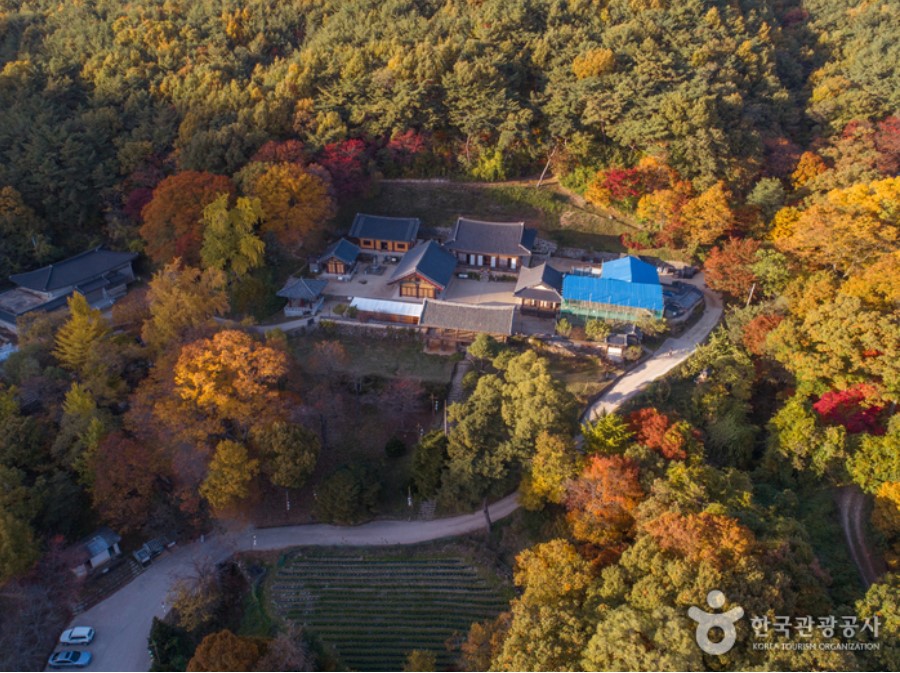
top-left (349, 213), bottom-right (420, 243)
top-left (420, 300), bottom-right (516, 335)
top-left (318, 238), bottom-right (360, 265)
top-left (350, 297), bottom-right (424, 318)
top-left (389, 240), bottom-right (457, 289)
top-left (9, 246), bottom-right (137, 292)
top-left (277, 277), bottom-right (328, 301)
top-left (445, 218), bottom-right (536, 256)
top-left (561, 275), bottom-right (664, 313)
top-left (601, 256), bottom-right (660, 285)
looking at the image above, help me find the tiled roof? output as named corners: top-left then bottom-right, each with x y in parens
top-left (445, 218), bottom-right (536, 256)
top-left (277, 277), bottom-right (328, 301)
top-left (349, 213), bottom-right (420, 243)
top-left (389, 241), bottom-right (457, 289)
top-left (319, 238), bottom-right (360, 265)
top-left (420, 300), bottom-right (516, 336)
top-left (9, 246), bottom-right (137, 292)
top-left (601, 256), bottom-right (660, 285)
top-left (514, 262), bottom-right (563, 302)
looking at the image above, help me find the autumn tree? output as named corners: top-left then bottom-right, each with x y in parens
top-left (641, 511), bottom-right (755, 570)
top-left (680, 181), bottom-right (735, 247)
top-left (173, 330), bottom-right (289, 437)
top-left (250, 162), bottom-right (335, 253)
top-left (565, 455), bottom-right (644, 547)
top-left (250, 421), bottom-right (319, 490)
top-left (187, 629), bottom-right (265, 672)
top-left (403, 650), bottom-right (437, 672)
top-left (200, 194), bottom-right (265, 278)
top-left (255, 626), bottom-right (314, 672)
top-left (90, 432), bottom-right (164, 535)
top-left (141, 260), bottom-right (229, 351)
top-left (140, 171), bottom-right (235, 265)
top-left (626, 408), bottom-right (697, 461)
top-left (703, 237), bottom-right (761, 302)
top-left (318, 138), bottom-right (370, 196)
top-left (855, 574), bottom-right (899, 670)
top-left (520, 432), bottom-right (579, 510)
top-left (199, 440), bottom-right (259, 511)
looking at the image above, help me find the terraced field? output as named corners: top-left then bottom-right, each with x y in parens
top-left (269, 549), bottom-right (511, 671)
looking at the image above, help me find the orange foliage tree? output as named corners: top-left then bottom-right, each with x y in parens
top-left (187, 629), bottom-right (266, 672)
top-left (626, 408), bottom-right (696, 461)
top-left (250, 162), bottom-right (335, 253)
top-left (703, 237), bottom-right (760, 302)
top-left (173, 329), bottom-right (289, 437)
top-left (641, 511), bottom-right (755, 570)
top-left (741, 313), bottom-right (784, 356)
top-left (90, 432), bottom-right (167, 535)
top-left (140, 171), bottom-right (235, 265)
top-left (565, 455), bottom-right (644, 547)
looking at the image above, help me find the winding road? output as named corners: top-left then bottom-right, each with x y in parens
top-left (62, 278), bottom-right (723, 672)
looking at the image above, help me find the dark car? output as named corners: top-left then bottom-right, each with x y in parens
top-left (48, 650), bottom-right (92, 668)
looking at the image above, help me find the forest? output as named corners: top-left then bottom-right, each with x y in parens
top-left (0, 0), bottom-right (897, 670)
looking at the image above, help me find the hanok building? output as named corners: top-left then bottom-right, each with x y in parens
top-left (514, 262), bottom-right (564, 316)
top-left (560, 256), bottom-right (664, 323)
top-left (318, 238), bottom-right (361, 276)
top-left (0, 246), bottom-right (138, 331)
top-left (277, 277), bottom-right (328, 316)
top-left (420, 299), bottom-right (517, 349)
top-left (388, 240), bottom-right (457, 299)
top-left (444, 218), bottom-right (536, 271)
top-left (348, 213), bottom-right (420, 254)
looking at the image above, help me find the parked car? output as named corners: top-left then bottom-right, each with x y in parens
top-left (48, 650), bottom-right (92, 668)
top-left (59, 627), bottom-right (95, 645)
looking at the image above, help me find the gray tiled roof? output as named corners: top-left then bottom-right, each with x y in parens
top-left (420, 300), bottom-right (516, 335)
top-left (319, 238), bottom-right (360, 265)
top-left (349, 213), bottom-right (420, 243)
top-left (445, 218), bottom-right (536, 256)
top-left (9, 246), bottom-right (137, 292)
top-left (277, 277), bottom-right (328, 301)
top-left (389, 241), bottom-right (457, 289)
top-left (514, 262), bottom-right (563, 302)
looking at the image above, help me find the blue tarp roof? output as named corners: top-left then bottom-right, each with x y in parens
top-left (601, 256), bottom-right (660, 285)
top-left (561, 275), bottom-right (664, 313)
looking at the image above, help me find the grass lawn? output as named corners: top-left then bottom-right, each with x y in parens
top-left (337, 180), bottom-right (634, 253)
top-left (289, 330), bottom-right (457, 383)
top-left (266, 544), bottom-right (512, 671)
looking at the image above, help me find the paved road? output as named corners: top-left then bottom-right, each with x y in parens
top-left (583, 276), bottom-right (723, 422)
top-left (62, 279), bottom-right (723, 672)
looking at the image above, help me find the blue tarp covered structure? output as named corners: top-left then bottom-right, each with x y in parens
top-left (561, 256), bottom-right (664, 321)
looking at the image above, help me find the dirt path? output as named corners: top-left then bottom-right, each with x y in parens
top-left (836, 486), bottom-right (885, 589)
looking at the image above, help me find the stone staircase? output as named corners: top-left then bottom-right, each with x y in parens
top-left (72, 557), bottom-right (145, 615)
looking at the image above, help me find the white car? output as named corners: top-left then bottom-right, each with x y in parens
top-left (59, 627), bottom-right (95, 646)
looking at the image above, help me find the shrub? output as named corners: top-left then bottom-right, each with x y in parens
top-left (555, 318), bottom-right (573, 337)
top-left (332, 304), bottom-right (347, 316)
top-left (585, 319), bottom-right (610, 341)
top-left (346, 305), bottom-right (359, 318)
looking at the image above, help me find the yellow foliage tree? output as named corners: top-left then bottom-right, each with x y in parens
top-left (173, 329), bottom-right (289, 434)
top-left (141, 260), bottom-right (229, 351)
top-left (251, 162), bottom-right (335, 253)
top-left (680, 180), bottom-right (735, 247)
top-left (873, 482), bottom-right (900, 570)
top-left (572, 48), bottom-right (615, 79)
top-left (199, 440), bottom-right (260, 510)
top-left (791, 151), bottom-right (828, 189)
top-left (200, 194), bottom-right (266, 278)
top-left (774, 176), bottom-right (900, 274)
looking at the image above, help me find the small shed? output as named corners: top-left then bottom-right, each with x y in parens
top-left (65, 527), bottom-right (122, 578)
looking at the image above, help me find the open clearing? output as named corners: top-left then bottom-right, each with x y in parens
top-left (268, 547), bottom-right (511, 671)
